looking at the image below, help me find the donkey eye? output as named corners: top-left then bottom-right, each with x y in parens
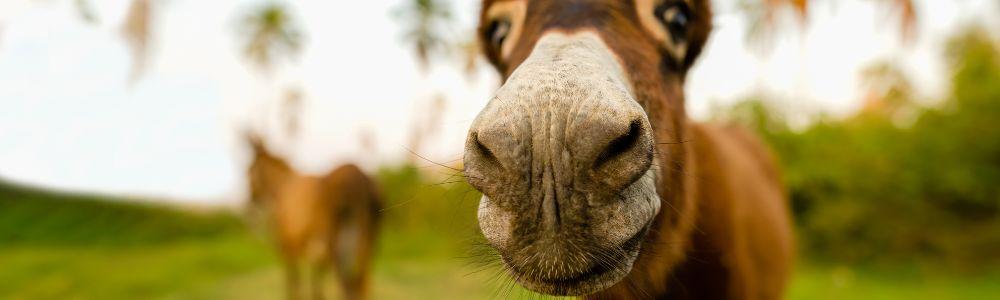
top-left (487, 19), bottom-right (511, 50)
top-left (655, 2), bottom-right (690, 43)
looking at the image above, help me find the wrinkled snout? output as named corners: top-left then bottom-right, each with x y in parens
top-left (463, 32), bottom-right (662, 296)
top-left (464, 80), bottom-right (655, 209)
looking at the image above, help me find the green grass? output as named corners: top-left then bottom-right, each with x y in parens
top-left (789, 263), bottom-right (1000, 300)
top-left (0, 235), bottom-right (272, 299)
top-left (1, 178), bottom-right (997, 299)
top-left (0, 180), bottom-right (245, 247)
top-left (0, 179), bottom-right (273, 299)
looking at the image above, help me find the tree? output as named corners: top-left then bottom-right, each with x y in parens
top-left (858, 61), bottom-right (915, 121)
top-left (237, 2), bottom-right (304, 73)
top-left (120, 0), bottom-right (153, 84)
top-left (280, 87), bottom-right (303, 137)
top-left (742, 0), bottom-right (918, 50)
top-left (723, 26), bottom-right (1000, 267)
top-left (393, 0), bottom-right (453, 72)
top-left (75, 0), bottom-right (99, 24)
top-left (458, 34), bottom-right (481, 80)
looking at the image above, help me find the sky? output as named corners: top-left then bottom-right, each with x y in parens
top-left (0, 0), bottom-right (997, 204)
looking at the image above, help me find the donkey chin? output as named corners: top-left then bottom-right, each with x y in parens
top-left (466, 32), bottom-right (663, 296)
top-left (477, 169), bottom-right (660, 296)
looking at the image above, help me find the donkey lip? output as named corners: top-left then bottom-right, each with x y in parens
top-left (510, 262), bottom-right (620, 296)
top-left (505, 222), bottom-right (650, 296)
top-left (545, 260), bottom-right (616, 284)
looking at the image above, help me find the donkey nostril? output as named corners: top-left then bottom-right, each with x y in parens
top-left (471, 132), bottom-right (500, 166)
top-left (594, 120), bottom-right (643, 169)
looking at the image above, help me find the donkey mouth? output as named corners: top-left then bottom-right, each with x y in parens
top-left (502, 222), bottom-right (650, 296)
top-left (511, 262), bottom-right (616, 296)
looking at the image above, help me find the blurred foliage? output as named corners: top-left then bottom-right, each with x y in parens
top-left (74, 0), bottom-right (99, 24)
top-left (238, 2), bottom-right (304, 72)
top-left (375, 163), bottom-right (480, 236)
top-left (741, 0), bottom-right (917, 52)
top-left (718, 26), bottom-right (1000, 269)
top-left (392, 0), bottom-right (454, 72)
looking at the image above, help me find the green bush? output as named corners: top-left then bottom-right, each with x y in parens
top-left (721, 27), bottom-right (1000, 269)
top-left (374, 163), bottom-right (481, 236)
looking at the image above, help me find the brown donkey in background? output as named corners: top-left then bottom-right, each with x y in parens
top-left (246, 135), bottom-right (381, 300)
top-left (465, 0), bottom-right (793, 299)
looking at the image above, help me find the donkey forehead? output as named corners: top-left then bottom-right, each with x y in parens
top-left (486, 0), bottom-right (647, 49)
top-left (480, 0), bottom-right (713, 75)
top-left (481, 0), bottom-right (709, 30)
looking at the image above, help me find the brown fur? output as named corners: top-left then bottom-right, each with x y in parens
top-left (246, 136), bottom-right (381, 300)
top-left (476, 1), bottom-right (794, 298)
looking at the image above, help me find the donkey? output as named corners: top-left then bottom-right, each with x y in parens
top-left (246, 135), bottom-right (381, 300)
top-left (464, 0), bottom-right (794, 298)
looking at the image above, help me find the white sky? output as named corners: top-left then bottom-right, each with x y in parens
top-left (0, 0), bottom-right (996, 204)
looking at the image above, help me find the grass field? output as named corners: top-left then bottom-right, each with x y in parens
top-left (1, 179), bottom-right (997, 300)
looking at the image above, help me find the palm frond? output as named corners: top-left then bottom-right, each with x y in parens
top-left (886, 0), bottom-right (918, 43)
top-left (392, 0), bottom-right (453, 72)
top-left (743, 0), bottom-right (919, 51)
top-left (238, 3), bottom-right (304, 72)
top-left (75, 0), bottom-right (99, 24)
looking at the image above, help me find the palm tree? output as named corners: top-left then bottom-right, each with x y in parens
top-left (742, 0), bottom-right (917, 49)
top-left (883, 0), bottom-right (917, 42)
top-left (75, 0), bottom-right (99, 24)
top-left (120, 0), bottom-right (152, 84)
top-left (457, 34), bottom-right (481, 80)
top-left (859, 61), bottom-right (915, 117)
top-left (237, 2), bottom-right (304, 72)
top-left (280, 87), bottom-right (303, 137)
top-left (393, 0), bottom-right (453, 72)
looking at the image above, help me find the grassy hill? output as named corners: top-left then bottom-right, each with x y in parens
top-left (0, 179), bottom-right (274, 299)
top-left (0, 175), bottom-right (503, 300)
top-left (0, 179), bottom-right (245, 247)
top-left (1, 174), bottom-right (997, 299)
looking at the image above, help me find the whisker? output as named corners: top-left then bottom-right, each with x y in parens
top-left (656, 139), bottom-right (691, 145)
top-left (426, 180), bottom-right (469, 187)
top-left (405, 146), bottom-right (463, 172)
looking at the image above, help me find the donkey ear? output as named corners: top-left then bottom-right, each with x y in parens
top-left (243, 129), bottom-right (266, 154)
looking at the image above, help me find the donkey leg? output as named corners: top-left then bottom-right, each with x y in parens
top-left (332, 250), bottom-right (364, 300)
top-left (310, 261), bottom-right (328, 300)
top-left (336, 271), bottom-right (361, 300)
top-left (353, 248), bottom-right (373, 299)
top-left (341, 234), bottom-right (374, 299)
top-left (284, 261), bottom-right (302, 300)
